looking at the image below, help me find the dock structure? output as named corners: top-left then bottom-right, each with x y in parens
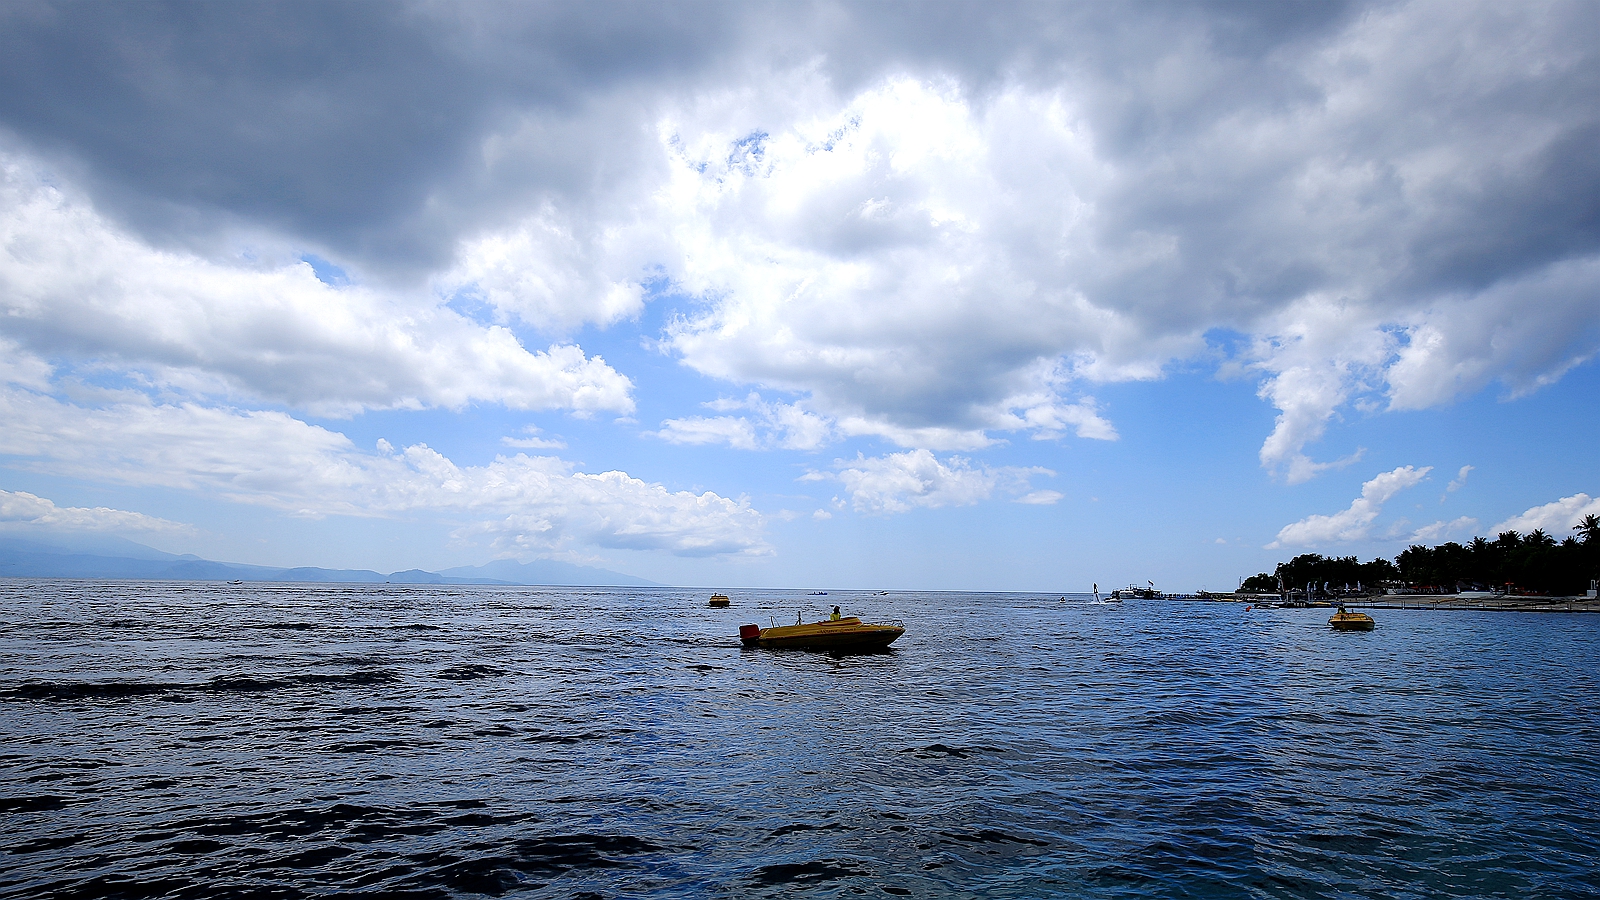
top-left (1214, 594), bottom-right (1600, 613)
top-left (1143, 577), bottom-right (1600, 612)
top-left (1346, 594), bottom-right (1600, 613)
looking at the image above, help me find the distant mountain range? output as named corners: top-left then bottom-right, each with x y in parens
top-left (0, 533), bottom-right (662, 586)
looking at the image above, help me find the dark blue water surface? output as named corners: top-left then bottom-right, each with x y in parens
top-left (2, 580), bottom-right (1598, 899)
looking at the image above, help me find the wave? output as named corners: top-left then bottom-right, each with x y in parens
top-left (433, 664), bottom-right (509, 680)
top-left (5, 670), bottom-right (398, 702)
top-left (0, 795), bottom-right (71, 813)
top-left (748, 859), bottom-right (872, 886)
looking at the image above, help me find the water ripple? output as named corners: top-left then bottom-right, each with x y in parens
top-left (1, 581), bottom-right (1597, 898)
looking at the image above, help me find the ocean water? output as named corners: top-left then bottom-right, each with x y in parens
top-left (2, 580), bottom-right (1598, 900)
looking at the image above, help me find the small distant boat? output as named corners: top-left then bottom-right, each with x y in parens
top-left (1329, 606), bottom-right (1375, 631)
top-left (809, 591), bottom-right (828, 595)
top-left (739, 614), bottom-right (904, 651)
top-left (227, 580), bottom-right (244, 585)
top-left (708, 593), bottom-right (731, 608)
top-left (1109, 581), bottom-right (1161, 600)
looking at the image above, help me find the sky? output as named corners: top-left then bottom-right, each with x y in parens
top-left (1, 0), bottom-right (1598, 591)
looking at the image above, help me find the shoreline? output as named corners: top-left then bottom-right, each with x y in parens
top-left (1219, 593), bottom-right (1600, 613)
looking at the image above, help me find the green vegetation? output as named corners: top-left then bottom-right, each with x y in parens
top-left (1242, 515), bottom-right (1600, 596)
top-left (1239, 556), bottom-right (1397, 593)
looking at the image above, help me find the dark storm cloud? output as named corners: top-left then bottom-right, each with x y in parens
top-left (1405, 120), bottom-right (1600, 295)
top-left (4, 0), bottom-right (1599, 465)
top-left (4, 1), bottom-right (467, 262)
top-left (800, 0), bottom-right (1358, 101)
top-left (1070, 0), bottom-right (1600, 325)
top-left (0, 1), bottom-right (1367, 277)
top-left (0, 0), bottom-right (739, 271)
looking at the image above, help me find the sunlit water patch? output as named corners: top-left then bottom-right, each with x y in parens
top-left (2, 581), bottom-right (1597, 898)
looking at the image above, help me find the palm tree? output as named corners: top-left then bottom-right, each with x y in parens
top-left (1574, 514), bottom-right (1600, 545)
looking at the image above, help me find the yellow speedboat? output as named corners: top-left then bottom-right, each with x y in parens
top-left (739, 615), bottom-right (904, 651)
top-left (708, 593), bottom-right (731, 608)
top-left (1329, 607), bottom-right (1375, 631)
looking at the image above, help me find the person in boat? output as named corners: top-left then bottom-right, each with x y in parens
top-left (830, 605), bottom-right (841, 621)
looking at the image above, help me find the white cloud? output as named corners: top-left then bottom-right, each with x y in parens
top-left (1492, 493), bottom-right (1600, 537)
top-left (1268, 465), bottom-right (1431, 548)
top-left (0, 383), bottom-right (766, 557)
top-left (833, 417), bottom-right (997, 452)
top-left (1016, 490), bottom-right (1063, 506)
top-left (639, 5), bottom-right (1596, 466)
top-left (0, 155), bottom-right (634, 418)
top-left (447, 464), bottom-right (768, 558)
top-left (650, 78), bottom-right (1140, 449)
top-left (1247, 276), bottom-right (1600, 485)
top-left (1386, 260), bottom-right (1600, 411)
top-left (813, 449), bottom-right (1053, 514)
top-left (603, 22), bottom-right (1597, 466)
top-left (811, 508), bottom-right (831, 520)
top-left (438, 210), bottom-right (649, 334)
top-left (760, 398), bottom-right (837, 450)
top-left (0, 489), bottom-right (192, 534)
top-left (834, 452), bottom-right (997, 515)
top-left (651, 393), bottom-right (833, 450)
top-left (1408, 516), bottom-right (1479, 544)
top-left (7, 2), bottom-right (1600, 483)
top-left (1248, 268), bottom-right (1600, 482)
top-left (500, 426), bottom-right (567, 450)
top-left (1016, 399), bottom-right (1119, 443)
top-left (0, 338), bottom-right (54, 391)
top-left (452, 73), bottom-right (1130, 452)
top-left (652, 415), bottom-right (762, 450)
top-left (1250, 299), bottom-right (1391, 482)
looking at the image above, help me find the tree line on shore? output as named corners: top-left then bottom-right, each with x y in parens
top-left (1241, 515), bottom-right (1600, 596)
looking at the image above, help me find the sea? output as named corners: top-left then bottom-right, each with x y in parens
top-left (2, 580), bottom-right (1597, 899)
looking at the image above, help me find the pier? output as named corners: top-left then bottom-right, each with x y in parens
top-left (1213, 593), bottom-right (1600, 613)
top-left (1344, 594), bottom-right (1600, 613)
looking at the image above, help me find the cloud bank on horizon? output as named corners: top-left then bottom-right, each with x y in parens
top-left (0, 488), bottom-right (191, 535)
top-left (0, 1), bottom-right (1597, 577)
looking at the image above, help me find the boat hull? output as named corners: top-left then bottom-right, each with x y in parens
top-left (741, 617), bottom-right (904, 652)
top-left (1329, 611), bottom-right (1375, 631)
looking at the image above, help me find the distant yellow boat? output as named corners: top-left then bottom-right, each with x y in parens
top-left (1329, 607), bottom-right (1375, 631)
top-left (739, 615), bottom-right (904, 651)
top-left (708, 593), bottom-right (731, 608)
